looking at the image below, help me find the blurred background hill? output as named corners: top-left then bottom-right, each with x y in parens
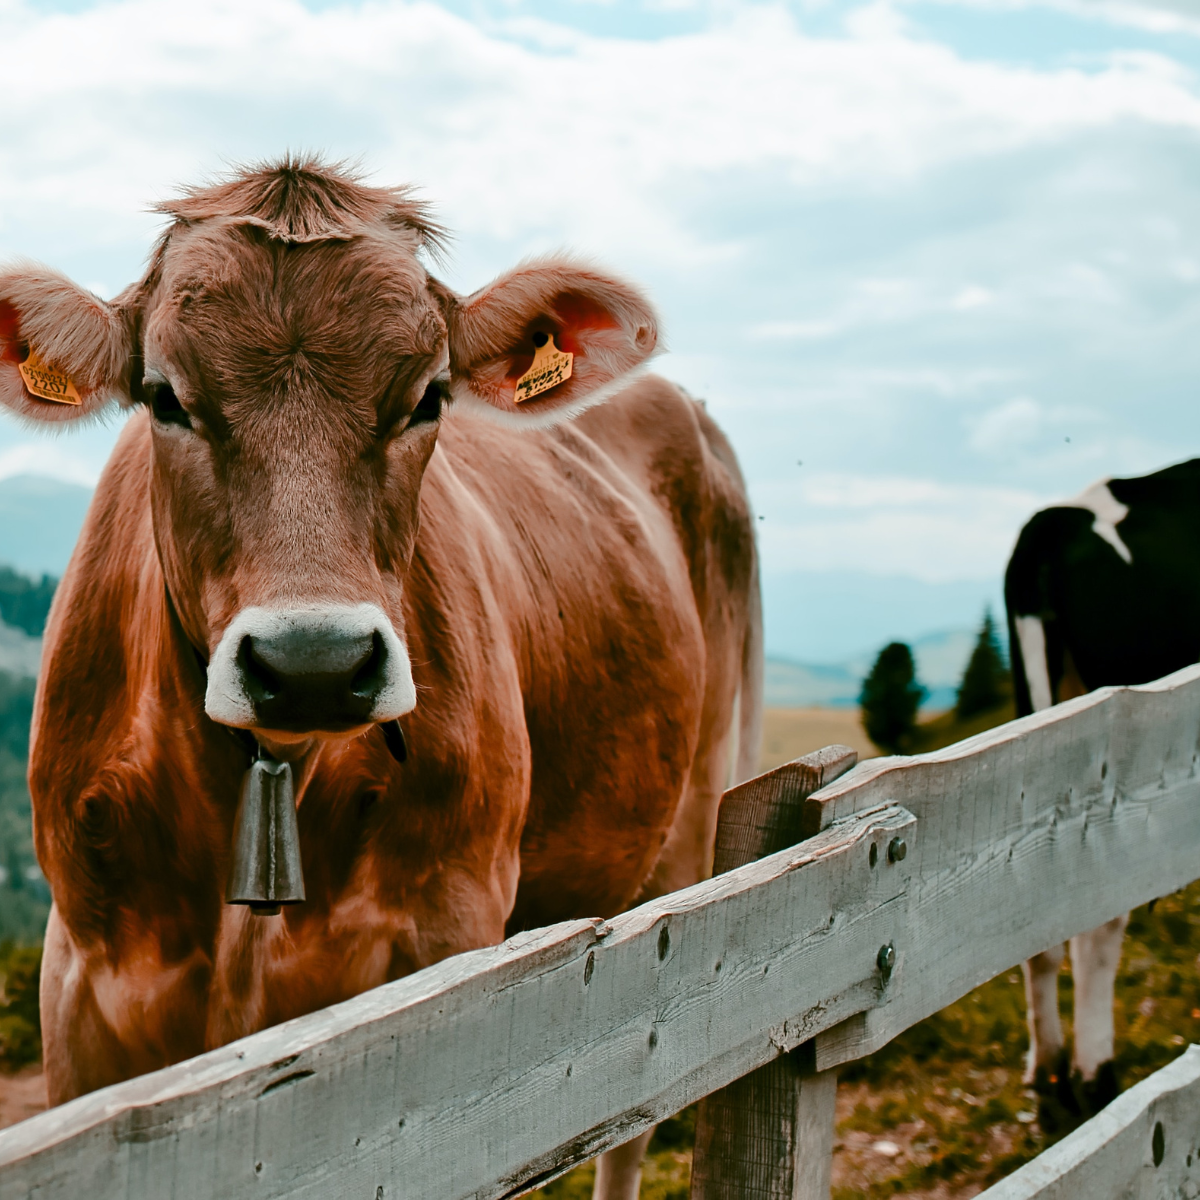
top-left (0, 558), bottom-right (54, 944)
top-left (0, 477), bottom-right (92, 581)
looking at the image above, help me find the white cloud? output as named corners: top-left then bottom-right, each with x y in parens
top-left (910, 0), bottom-right (1200, 39)
top-left (3, 0), bottom-right (1200, 275)
top-left (751, 318), bottom-right (845, 340)
top-left (0, 440), bottom-right (106, 487)
top-left (969, 395), bottom-right (1045, 453)
top-left (952, 284), bottom-right (993, 309)
top-left (748, 276), bottom-right (1001, 341)
top-left (753, 471), bottom-right (1050, 582)
top-left (1, 0), bottom-right (1200, 621)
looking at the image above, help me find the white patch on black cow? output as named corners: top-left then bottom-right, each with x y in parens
top-left (1064, 479), bottom-right (1133, 564)
top-left (1014, 616), bottom-right (1053, 712)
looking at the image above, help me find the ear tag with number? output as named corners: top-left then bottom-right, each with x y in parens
top-left (513, 332), bottom-right (573, 404)
top-left (18, 348), bottom-right (82, 406)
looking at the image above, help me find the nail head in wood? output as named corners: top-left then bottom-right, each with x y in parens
top-left (877, 943), bottom-right (896, 985)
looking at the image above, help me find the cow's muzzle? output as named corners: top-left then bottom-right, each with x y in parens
top-left (205, 604), bottom-right (417, 733)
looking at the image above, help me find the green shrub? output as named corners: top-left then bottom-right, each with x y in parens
top-left (0, 567), bottom-right (56, 638)
top-left (0, 941), bottom-right (42, 1070)
top-left (860, 642), bottom-right (925, 753)
top-left (956, 610), bottom-right (1011, 719)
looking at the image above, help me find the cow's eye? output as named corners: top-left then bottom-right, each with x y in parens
top-left (147, 381), bottom-right (191, 429)
top-left (409, 379), bottom-right (445, 427)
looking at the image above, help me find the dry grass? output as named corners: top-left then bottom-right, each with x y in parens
top-left (759, 706), bottom-right (876, 773)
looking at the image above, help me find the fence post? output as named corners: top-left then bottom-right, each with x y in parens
top-left (688, 744), bottom-right (858, 1200)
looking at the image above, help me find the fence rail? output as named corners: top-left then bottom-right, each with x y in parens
top-left (3, 664), bottom-right (1200, 1200)
top-left (978, 1044), bottom-right (1200, 1199)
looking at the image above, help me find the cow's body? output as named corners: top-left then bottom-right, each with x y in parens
top-left (1005, 457), bottom-right (1200, 1129)
top-left (2, 161), bottom-right (760, 1200)
top-left (36, 383), bottom-right (756, 1099)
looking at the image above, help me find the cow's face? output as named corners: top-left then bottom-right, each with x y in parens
top-left (0, 162), bottom-right (657, 743)
top-left (139, 220), bottom-right (445, 739)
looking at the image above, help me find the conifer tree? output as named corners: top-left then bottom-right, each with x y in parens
top-left (956, 609), bottom-right (1010, 719)
top-left (860, 641), bottom-right (925, 753)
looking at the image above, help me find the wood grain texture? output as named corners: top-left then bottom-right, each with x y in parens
top-left (977, 1044), bottom-right (1200, 1199)
top-left (713, 745), bottom-right (859, 873)
top-left (809, 664), bottom-right (1200, 1071)
top-left (690, 1053), bottom-right (836, 1200)
top-left (691, 746), bottom-right (856, 1200)
top-left (0, 804), bottom-right (914, 1200)
top-left (3, 666), bottom-right (1200, 1200)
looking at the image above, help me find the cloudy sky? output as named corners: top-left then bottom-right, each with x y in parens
top-left (2, 0), bottom-right (1199, 661)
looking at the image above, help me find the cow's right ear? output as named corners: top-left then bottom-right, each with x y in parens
top-left (0, 266), bottom-right (132, 424)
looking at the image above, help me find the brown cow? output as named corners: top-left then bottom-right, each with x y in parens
top-left (0, 159), bottom-right (760, 1198)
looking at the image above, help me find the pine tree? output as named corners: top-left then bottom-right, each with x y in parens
top-left (860, 642), bottom-right (925, 754)
top-left (956, 609), bottom-right (1010, 719)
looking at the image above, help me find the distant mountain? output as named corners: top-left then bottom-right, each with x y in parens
top-left (0, 474), bottom-right (93, 578)
top-left (764, 658), bottom-right (860, 708)
top-left (764, 628), bottom-right (978, 710)
top-left (761, 569), bottom-right (1003, 664)
top-left (0, 476), bottom-right (995, 712)
top-left (0, 559), bottom-right (54, 678)
top-left (0, 621), bottom-right (40, 680)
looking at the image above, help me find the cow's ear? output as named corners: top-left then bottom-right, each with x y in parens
top-left (0, 266), bottom-right (132, 424)
top-left (440, 258), bottom-right (658, 424)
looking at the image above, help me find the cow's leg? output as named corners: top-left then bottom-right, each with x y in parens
top-left (1022, 942), bottom-right (1066, 1081)
top-left (592, 751), bottom-right (722, 1198)
top-left (593, 669), bottom-right (750, 1200)
top-left (1013, 614), bottom-right (1086, 1128)
top-left (39, 906), bottom-right (130, 1104)
top-left (1022, 942), bottom-right (1078, 1133)
top-left (592, 1130), bottom-right (656, 1200)
top-left (1069, 913), bottom-right (1128, 1114)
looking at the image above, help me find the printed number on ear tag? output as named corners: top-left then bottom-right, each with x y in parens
top-left (514, 332), bottom-right (573, 404)
top-left (18, 349), bottom-right (82, 406)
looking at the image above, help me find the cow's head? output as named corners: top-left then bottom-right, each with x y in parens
top-left (0, 159), bottom-right (657, 744)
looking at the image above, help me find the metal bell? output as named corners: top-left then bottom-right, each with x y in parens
top-left (226, 755), bottom-right (306, 915)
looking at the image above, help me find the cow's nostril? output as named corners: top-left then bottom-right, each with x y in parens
top-left (239, 635), bottom-right (281, 703)
top-left (350, 631), bottom-right (388, 700)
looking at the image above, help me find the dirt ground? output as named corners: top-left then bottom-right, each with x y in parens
top-left (0, 1065), bottom-right (44, 1130)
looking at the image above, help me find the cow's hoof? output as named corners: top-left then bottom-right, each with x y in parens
top-left (1073, 1059), bottom-right (1120, 1118)
top-left (1033, 1050), bottom-right (1081, 1137)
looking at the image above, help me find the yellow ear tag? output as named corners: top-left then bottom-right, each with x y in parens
top-left (513, 333), bottom-right (573, 404)
top-left (18, 348), bottom-right (82, 406)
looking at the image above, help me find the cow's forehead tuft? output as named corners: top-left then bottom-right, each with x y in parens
top-left (142, 225), bottom-right (447, 394)
top-left (154, 154), bottom-right (446, 252)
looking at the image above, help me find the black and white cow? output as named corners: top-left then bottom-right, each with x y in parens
top-left (1005, 456), bottom-right (1200, 1129)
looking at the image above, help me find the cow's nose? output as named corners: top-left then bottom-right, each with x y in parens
top-left (237, 626), bottom-right (389, 732)
top-left (205, 604), bottom-right (416, 731)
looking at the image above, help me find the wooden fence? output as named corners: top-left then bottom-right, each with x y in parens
top-left (3, 663), bottom-right (1200, 1199)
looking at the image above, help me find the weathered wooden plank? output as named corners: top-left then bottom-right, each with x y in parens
top-left (712, 745), bottom-right (859, 875)
top-left (0, 804), bottom-right (915, 1200)
top-left (3, 665), bottom-right (1200, 1200)
top-left (690, 1051), bottom-right (837, 1200)
top-left (978, 1044), bottom-right (1200, 1199)
top-left (808, 664), bottom-right (1200, 1071)
top-left (690, 745), bottom-right (856, 1200)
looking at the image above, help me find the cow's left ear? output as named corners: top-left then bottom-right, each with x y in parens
top-left (0, 266), bottom-right (132, 424)
top-left (438, 258), bottom-right (658, 424)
